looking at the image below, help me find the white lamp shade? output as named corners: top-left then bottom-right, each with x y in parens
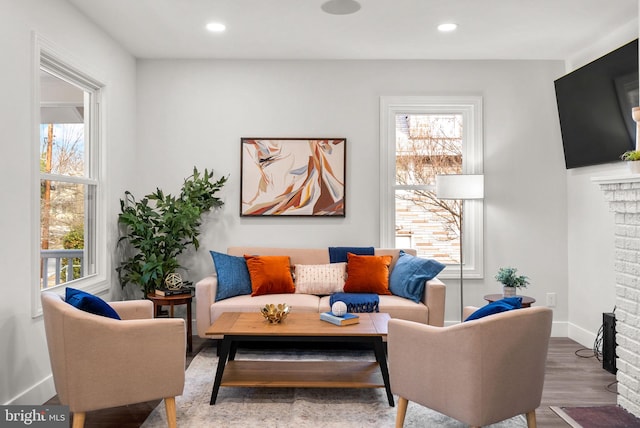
top-left (435, 174), bottom-right (484, 200)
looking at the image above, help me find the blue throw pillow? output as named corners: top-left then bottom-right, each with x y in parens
top-left (65, 287), bottom-right (121, 320)
top-left (465, 296), bottom-right (523, 321)
top-left (210, 251), bottom-right (252, 301)
top-left (388, 250), bottom-right (445, 303)
top-left (328, 246), bottom-right (375, 263)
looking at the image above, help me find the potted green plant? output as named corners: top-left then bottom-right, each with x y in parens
top-left (495, 267), bottom-right (529, 297)
top-left (621, 150), bottom-right (640, 173)
top-left (117, 167), bottom-right (228, 296)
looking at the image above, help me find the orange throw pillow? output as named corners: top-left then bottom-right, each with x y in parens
top-left (244, 255), bottom-right (295, 296)
top-left (343, 253), bottom-right (392, 295)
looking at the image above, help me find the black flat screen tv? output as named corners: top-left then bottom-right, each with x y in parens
top-left (555, 39), bottom-right (639, 169)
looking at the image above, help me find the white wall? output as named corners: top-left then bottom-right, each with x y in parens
top-left (567, 163), bottom-right (620, 346)
top-left (136, 58), bottom-right (568, 331)
top-left (0, 0), bottom-right (136, 405)
top-left (565, 20), bottom-right (639, 347)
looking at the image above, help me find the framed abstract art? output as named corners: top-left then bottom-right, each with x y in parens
top-left (240, 138), bottom-right (346, 216)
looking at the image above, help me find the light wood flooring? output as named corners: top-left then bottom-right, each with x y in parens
top-left (46, 337), bottom-right (617, 427)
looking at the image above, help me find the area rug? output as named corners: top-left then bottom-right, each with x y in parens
top-left (141, 346), bottom-right (526, 428)
top-left (550, 405), bottom-right (640, 428)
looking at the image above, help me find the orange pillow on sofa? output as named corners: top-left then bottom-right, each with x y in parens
top-left (244, 255), bottom-right (295, 296)
top-left (343, 253), bottom-right (392, 295)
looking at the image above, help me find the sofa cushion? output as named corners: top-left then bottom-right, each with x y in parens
top-left (65, 287), bottom-right (121, 320)
top-left (343, 253), bottom-right (392, 295)
top-left (210, 251), bottom-right (252, 301)
top-left (294, 263), bottom-right (346, 295)
top-left (389, 250), bottom-right (446, 303)
top-left (244, 255), bottom-right (296, 296)
top-left (328, 246), bottom-right (374, 263)
top-left (465, 296), bottom-right (523, 321)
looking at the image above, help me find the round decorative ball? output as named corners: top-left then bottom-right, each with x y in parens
top-left (331, 301), bottom-right (348, 317)
top-left (164, 273), bottom-right (183, 290)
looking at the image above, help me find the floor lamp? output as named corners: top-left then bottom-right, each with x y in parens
top-left (435, 174), bottom-right (484, 321)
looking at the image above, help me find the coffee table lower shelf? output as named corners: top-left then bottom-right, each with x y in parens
top-left (220, 360), bottom-right (384, 388)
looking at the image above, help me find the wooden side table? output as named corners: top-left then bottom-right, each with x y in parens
top-left (147, 292), bottom-right (193, 352)
top-left (483, 293), bottom-right (536, 308)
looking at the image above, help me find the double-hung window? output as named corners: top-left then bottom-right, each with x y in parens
top-left (33, 38), bottom-right (106, 315)
top-left (380, 96), bottom-right (483, 278)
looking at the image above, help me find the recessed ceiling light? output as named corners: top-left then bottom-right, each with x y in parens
top-left (206, 22), bottom-right (226, 33)
top-left (321, 0), bottom-right (361, 15)
top-left (438, 23), bottom-right (458, 32)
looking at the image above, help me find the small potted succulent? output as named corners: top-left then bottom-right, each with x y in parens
top-left (495, 267), bottom-right (529, 297)
top-left (621, 150), bottom-right (640, 173)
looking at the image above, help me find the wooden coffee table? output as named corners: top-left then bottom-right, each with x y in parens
top-left (205, 312), bottom-right (394, 406)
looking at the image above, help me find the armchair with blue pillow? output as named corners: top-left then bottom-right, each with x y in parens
top-left (389, 305), bottom-right (553, 427)
top-left (41, 289), bottom-right (185, 428)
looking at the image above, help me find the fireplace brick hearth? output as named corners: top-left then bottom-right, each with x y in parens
top-left (595, 175), bottom-right (640, 418)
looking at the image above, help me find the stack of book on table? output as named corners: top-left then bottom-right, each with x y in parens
top-left (154, 287), bottom-right (192, 297)
top-left (320, 312), bottom-right (360, 326)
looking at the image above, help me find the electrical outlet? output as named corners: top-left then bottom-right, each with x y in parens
top-left (546, 293), bottom-right (557, 307)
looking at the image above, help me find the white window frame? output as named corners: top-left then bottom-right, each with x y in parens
top-left (31, 34), bottom-right (108, 316)
top-left (380, 96), bottom-right (484, 279)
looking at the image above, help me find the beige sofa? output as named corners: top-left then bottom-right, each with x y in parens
top-left (196, 247), bottom-right (446, 338)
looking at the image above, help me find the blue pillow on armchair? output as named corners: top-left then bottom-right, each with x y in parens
top-left (65, 287), bottom-right (121, 320)
top-left (210, 251), bottom-right (252, 301)
top-left (388, 250), bottom-right (445, 303)
top-left (465, 296), bottom-right (523, 321)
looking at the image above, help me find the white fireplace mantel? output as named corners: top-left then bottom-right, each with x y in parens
top-left (592, 173), bottom-right (640, 185)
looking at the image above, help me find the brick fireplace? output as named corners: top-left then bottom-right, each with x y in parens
top-left (595, 174), bottom-right (640, 417)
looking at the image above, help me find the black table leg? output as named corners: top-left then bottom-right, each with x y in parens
top-left (229, 341), bottom-right (238, 361)
top-left (210, 337), bottom-right (231, 404)
top-left (372, 338), bottom-right (394, 407)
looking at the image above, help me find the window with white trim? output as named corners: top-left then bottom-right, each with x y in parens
top-left (34, 38), bottom-right (107, 315)
top-left (380, 96), bottom-right (484, 278)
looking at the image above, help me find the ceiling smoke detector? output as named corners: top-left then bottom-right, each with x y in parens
top-left (321, 0), bottom-right (361, 15)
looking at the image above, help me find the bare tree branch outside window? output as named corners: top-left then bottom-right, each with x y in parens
top-left (40, 123), bottom-right (86, 285)
top-left (394, 114), bottom-right (462, 263)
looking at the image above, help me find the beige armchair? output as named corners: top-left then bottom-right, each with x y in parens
top-left (388, 306), bottom-right (553, 428)
top-left (41, 291), bottom-right (186, 428)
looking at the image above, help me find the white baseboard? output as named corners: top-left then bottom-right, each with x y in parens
top-left (567, 322), bottom-right (598, 349)
top-left (5, 375), bottom-right (55, 405)
top-left (550, 321), bottom-right (568, 337)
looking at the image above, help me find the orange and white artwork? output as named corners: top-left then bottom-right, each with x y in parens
top-left (240, 138), bottom-right (346, 216)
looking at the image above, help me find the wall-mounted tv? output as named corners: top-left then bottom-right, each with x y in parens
top-left (555, 39), bottom-right (638, 169)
